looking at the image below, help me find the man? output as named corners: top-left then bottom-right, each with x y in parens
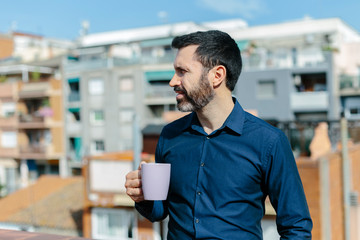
top-left (125, 30), bottom-right (312, 239)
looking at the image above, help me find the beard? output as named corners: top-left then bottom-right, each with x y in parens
top-left (174, 70), bottom-right (215, 112)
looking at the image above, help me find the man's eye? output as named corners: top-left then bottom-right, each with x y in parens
top-left (176, 69), bottom-right (186, 75)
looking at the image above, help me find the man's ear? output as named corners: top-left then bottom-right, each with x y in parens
top-left (212, 65), bottom-right (226, 88)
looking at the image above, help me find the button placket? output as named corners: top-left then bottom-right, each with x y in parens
top-left (193, 135), bottom-right (208, 232)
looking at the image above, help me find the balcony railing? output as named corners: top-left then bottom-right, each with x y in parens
top-left (339, 74), bottom-right (360, 90)
top-left (242, 50), bottom-right (331, 70)
top-left (69, 92), bottom-right (81, 102)
top-left (65, 52), bottom-right (176, 72)
top-left (18, 81), bottom-right (50, 99)
top-left (290, 91), bottom-right (329, 112)
top-left (19, 114), bottom-right (44, 123)
top-left (145, 85), bottom-right (174, 98)
top-left (67, 121), bottom-right (82, 135)
top-left (144, 85), bottom-right (176, 105)
top-left (20, 144), bottom-right (47, 154)
top-left (18, 113), bottom-right (47, 129)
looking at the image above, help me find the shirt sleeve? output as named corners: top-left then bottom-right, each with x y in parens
top-left (135, 200), bottom-right (168, 222)
top-left (135, 133), bottom-right (169, 222)
top-left (264, 131), bottom-right (313, 239)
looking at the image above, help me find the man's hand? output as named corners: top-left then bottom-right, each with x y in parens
top-left (125, 161), bottom-right (146, 202)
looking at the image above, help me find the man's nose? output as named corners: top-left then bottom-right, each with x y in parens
top-left (169, 74), bottom-right (180, 87)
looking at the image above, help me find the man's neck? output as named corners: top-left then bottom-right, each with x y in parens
top-left (196, 94), bottom-right (234, 135)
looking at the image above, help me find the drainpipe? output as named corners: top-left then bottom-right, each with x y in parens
top-left (133, 113), bottom-right (141, 170)
top-left (320, 157), bottom-right (331, 240)
top-left (340, 117), bottom-right (351, 240)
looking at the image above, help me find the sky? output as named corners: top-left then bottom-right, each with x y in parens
top-left (1, 0), bottom-right (360, 40)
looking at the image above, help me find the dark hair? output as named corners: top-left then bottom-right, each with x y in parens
top-left (171, 30), bottom-right (242, 91)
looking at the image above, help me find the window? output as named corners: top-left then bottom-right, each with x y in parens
top-left (91, 208), bottom-right (136, 240)
top-left (90, 110), bottom-right (104, 125)
top-left (91, 140), bottom-right (105, 154)
top-left (119, 109), bottom-right (134, 123)
top-left (119, 77), bottom-right (134, 91)
top-left (1, 102), bottom-right (16, 117)
top-left (1, 131), bottom-right (17, 148)
top-left (257, 80), bottom-right (276, 99)
top-left (89, 78), bottom-right (104, 95)
top-left (350, 108), bottom-right (359, 115)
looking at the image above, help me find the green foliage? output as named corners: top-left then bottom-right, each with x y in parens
top-left (0, 75), bottom-right (7, 83)
top-left (41, 98), bottom-right (50, 107)
top-left (31, 71), bottom-right (41, 81)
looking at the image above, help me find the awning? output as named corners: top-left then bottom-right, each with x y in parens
top-left (145, 70), bottom-right (175, 82)
top-left (68, 77), bottom-right (80, 83)
top-left (68, 107), bottom-right (80, 113)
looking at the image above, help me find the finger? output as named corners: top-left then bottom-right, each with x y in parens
top-left (138, 161), bottom-right (147, 170)
top-left (125, 178), bottom-right (142, 188)
top-left (126, 187), bottom-right (143, 199)
top-left (126, 170), bottom-right (140, 180)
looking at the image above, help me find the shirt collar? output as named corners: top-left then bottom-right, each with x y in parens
top-left (182, 97), bottom-right (245, 136)
top-left (220, 97), bottom-right (245, 135)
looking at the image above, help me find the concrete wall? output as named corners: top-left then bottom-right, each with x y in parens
top-left (297, 143), bottom-right (360, 240)
top-left (235, 69), bottom-right (294, 121)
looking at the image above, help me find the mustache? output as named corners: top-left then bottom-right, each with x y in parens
top-left (174, 86), bottom-right (187, 94)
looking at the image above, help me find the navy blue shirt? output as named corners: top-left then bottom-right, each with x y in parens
top-left (136, 99), bottom-right (312, 239)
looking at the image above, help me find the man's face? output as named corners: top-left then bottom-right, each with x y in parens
top-left (169, 45), bottom-right (215, 112)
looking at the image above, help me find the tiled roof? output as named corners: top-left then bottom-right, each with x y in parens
top-left (0, 175), bottom-right (84, 231)
top-left (0, 229), bottom-right (91, 240)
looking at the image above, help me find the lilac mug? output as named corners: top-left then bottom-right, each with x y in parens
top-left (141, 163), bottom-right (171, 200)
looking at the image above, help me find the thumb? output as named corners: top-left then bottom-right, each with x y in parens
top-left (138, 161), bottom-right (147, 170)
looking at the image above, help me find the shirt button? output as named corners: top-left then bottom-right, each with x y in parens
top-left (200, 162), bottom-right (205, 167)
top-left (206, 136), bottom-right (210, 139)
top-left (195, 219), bottom-right (199, 223)
top-left (197, 191), bottom-right (201, 195)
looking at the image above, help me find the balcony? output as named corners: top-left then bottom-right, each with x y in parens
top-left (18, 113), bottom-right (46, 129)
top-left (144, 85), bottom-right (176, 105)
top-left (68, 92), bottom-right (81, 102)
top-left (18, 81), bottom-right (50, 99)
top-left (65, 57), bottom-right (136, 72)
top-left (20, 144), bottom-right (46, 154)
top-left (339, 74), bottom-right (360, 96)
top-left (65, 52), bottom-right (176, 73)
top-left (242, 50), bottom-right (331, 71)
top-left (290, 91), bottom-right (329, 112)
top-left (19, 144), bottom-right (54, 160)
top-left (67, 121), bottom-right (82, 136)
top-left (68, 150), bottom-right (82, 168)
top-left (141, 51), bottom-right (176, 65)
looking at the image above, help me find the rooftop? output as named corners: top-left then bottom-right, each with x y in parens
top-left (0, 175), bottom-right (84, 233)
top-left (0, 229), bottom-right (91, 240)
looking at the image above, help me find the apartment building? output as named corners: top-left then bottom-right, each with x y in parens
top-left (63, 17), bottom-right (360, 167)
top-left (233, 18), bottom-right (360, 122)
top-left (63, 20), bottom-right (248, 174)
top-left (0, 34), bottom-right (13, 60)
top-left (0, 63), bottom-right (67, 195)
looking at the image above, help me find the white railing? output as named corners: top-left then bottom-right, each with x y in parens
top-left (290, 91), bottom-right (329, 111)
